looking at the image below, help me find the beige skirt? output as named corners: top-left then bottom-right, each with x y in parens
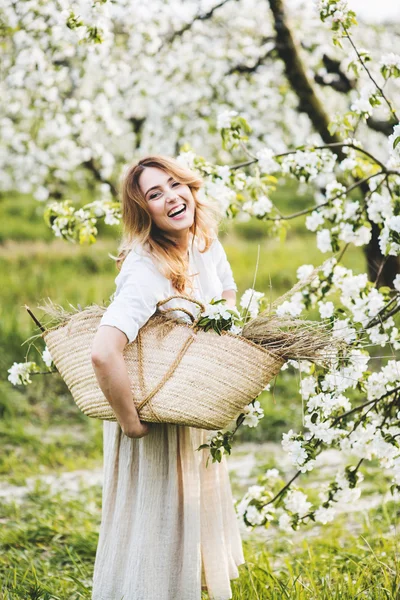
top-left (91, 421), bottom-right (245, 600)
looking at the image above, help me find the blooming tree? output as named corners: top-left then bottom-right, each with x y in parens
top-left (5, 0), bottom-right (400, 531)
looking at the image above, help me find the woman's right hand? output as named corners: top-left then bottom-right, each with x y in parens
top-left (91, 327), bottom-right (152, 440)
top-left (121, 419), bottom-right (151, 439)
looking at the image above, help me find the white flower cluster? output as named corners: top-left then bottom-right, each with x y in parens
top-left (284, 489), bottom-right (312, 518)
top-left (239, 289), bottom-right (264, 319)
top-left (305, 174), bottom-right (376, 253)
top-left (236, 470), bottom-right (281, 528)
top-left (203, 178), bottom-right (237, 215)
top-left (380, 53), bottom-right (400, 80)
top-left (350, 84), bottom-right (380, 118)
top-left (8, 346), bottom-right (53, 386)
top-left (313, 469), bottom-right (364, 524)
top-left (380, 53), bottom-right (400, 70)
top-left (318, 300), bottom-right (335, 318)
top-left (216, 109), bottom-right (238, 130)
top-left (44, 197), bottom-right (119, 243)
top-left (365, 361), bottom-right (400, 402)
top-left (388, 123), bottom-right (400, 166)
top-left (200, 302), bottom-right (233, 321)
top-left (276, 291), bottom-right (305, 317)
top-left (365, 175), bottom-right (400, 256)
top-left (281, 430), bottom-right (315, 472)
top-left (296, 264), bottom-right (315, 281)
top-left (316, 229), bottom-right (333, 253)
top-left (242, 400), bottom-right (264, 428)
top-left (7, 361), bottom-right (37, 385)
top-left (280, 148), bottom-right (336, 183)
top-left (367, 191), bottom-right (394, 225)
top-left (242, 195), bottom-right (273, 218)
top-left (278, 488), bottom-right (313, 531)
top-left (339, 155), bottom-right (358, 172)
top-left (317, 0), bottom-right (353, 26)
top-left (176, 151), bottom-right (197, 170)
top-left (340, 416), bottom-right (400, 484)
top-left (293, 350), bottom-right (370, 448)
top-left (256, 147), bottom-right (280, 174)
top-left (330, 265), bottom-right (399, 347)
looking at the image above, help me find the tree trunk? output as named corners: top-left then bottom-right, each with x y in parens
top-left (267, 0), bottom-right (400, 285)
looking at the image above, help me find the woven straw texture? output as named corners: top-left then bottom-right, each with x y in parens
top-left (41, 301), bottom-right (284, 430)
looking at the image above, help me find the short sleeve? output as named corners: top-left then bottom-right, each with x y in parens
top-left (98, 251), bottom-right (166, 344)
top-left (211, 237), bottom-right (238, 292)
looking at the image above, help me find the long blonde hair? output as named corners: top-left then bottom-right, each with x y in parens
top-left (112, 155), bottom-right (223, 293)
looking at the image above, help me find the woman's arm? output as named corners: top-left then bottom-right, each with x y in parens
top-left (91, 326), bottom-right (150, 438)
top-left (222, 289), bottom-right (237, 308)
top-left (91, 254), bottom-right (165, 438)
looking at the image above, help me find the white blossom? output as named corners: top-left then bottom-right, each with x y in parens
top-left (318, 301), bottom-right (335, 318)
top-left (316, 229), bottom-right (332, 253)
top-left (256, 147), bottom-right (279, 173)
top-left (276, 291), bottom-right (305, 317)
top-left (217, 109), bottom-right (238, 130)
top-left (380, 53), bottom-right (400, 69)
top-left (7, 361), bottom-right (37, 385)
top-left (314, 506), bottom-right (336, 524)
top-left (284, 490), bottom-right (312, 517)
top-left (42, 346), bottom-right (53, 367)
top-left (251, 195), bottom-right (273, 217)
top-left (297, 264), bottom-right (314, 281)
top-left (306, 211), bottom-right (324, 232)
top-left (278, 512), bottom-right (293, 532)
top-left (240, 289), bottom-right (264, 318)
top-left (242, 400), bottom-right (264, 428)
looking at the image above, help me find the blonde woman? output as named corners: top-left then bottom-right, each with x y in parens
top-left (90, 155), bottom-right (245, 600)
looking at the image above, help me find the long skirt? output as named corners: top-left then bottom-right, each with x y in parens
top-left (91, 420), bottom-right (245, 600)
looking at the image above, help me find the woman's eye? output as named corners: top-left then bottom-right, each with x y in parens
top-left (149, 182), bottom-right (179, 199)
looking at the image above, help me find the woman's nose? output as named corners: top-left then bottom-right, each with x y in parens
top-left (166, 191), bottom-right (178, 202)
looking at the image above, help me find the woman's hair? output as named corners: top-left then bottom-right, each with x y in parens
top-left (111, 155), bottom-right (223, 293)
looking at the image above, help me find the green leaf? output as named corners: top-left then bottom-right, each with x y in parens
top-left (393, 136), bottom-right (400, 150)
top-left (197, 443), bottom-right (210, 451)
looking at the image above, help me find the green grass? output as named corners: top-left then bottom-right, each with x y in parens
top-left (0, 481), bottom-right (399, 599)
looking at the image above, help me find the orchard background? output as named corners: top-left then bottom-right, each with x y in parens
top-left (1, 0), bottom-right (400, 597)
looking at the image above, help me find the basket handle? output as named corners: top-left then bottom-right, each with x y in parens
top-left (156, 294), bottom-right (206, 324)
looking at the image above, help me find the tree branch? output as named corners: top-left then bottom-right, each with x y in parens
top-left (226, 45), bottom-right (275, 76)
top-left (160, 0), bottom-right (236, 49)
top-left (82, 158), bottom-right (118, 198)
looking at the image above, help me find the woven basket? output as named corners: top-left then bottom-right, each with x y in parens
top-left (41, 295), bottom-right (285, 430)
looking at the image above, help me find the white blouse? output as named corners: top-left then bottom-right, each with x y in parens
top-left (98, 233), bottom-right (237, 344)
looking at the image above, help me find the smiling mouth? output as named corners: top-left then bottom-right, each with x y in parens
top-left (168, 204), bottom-right (187, 218)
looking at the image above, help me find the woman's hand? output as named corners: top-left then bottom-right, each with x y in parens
top-left (222, 289), bottom-right (237, 308)
top-left (91, 327), bottom-right (151, 439)
top-left (121, 419), bottom-right (151, 439)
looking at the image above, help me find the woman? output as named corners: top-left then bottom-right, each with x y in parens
top-left (90, 155), bottom-right (245, 600)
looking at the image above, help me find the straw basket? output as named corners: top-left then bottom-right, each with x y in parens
top-left (40, 295), bottom-right (285, 430)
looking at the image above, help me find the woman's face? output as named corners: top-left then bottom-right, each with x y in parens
top-left (139, 166), bottom-right (195, 238)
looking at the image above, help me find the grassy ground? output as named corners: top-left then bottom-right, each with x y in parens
top-left (1, 453), bottom-right (399, 599)
top-left (2, 185), bottom-right (395, 599)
